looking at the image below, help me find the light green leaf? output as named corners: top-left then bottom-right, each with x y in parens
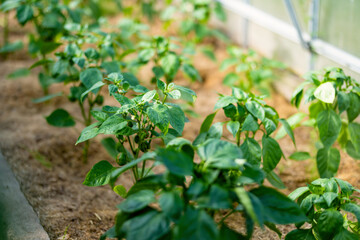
top-left (141, 90), bottom-right (156, 103)
top-left (262, 136), bottom-right (283, 172)
top-left (246, 100), bottom-right (265, 121)
top-left (32, 92), bottom-right (63, 103)
top-left (242, 115), bottom-right (259, 132)
top-left (226, 121), bottom-right (240, 137)
top-left (113, 185), bottom-right (127, 198)
top-left (289, 152), bottom-right (311, 161)
top-left (80, 81), bottom-right (105, 102)
top-left (314, 82), bottom-right (336, 103)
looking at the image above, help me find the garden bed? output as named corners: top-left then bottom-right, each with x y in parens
top-left (1, 8), bottom-right (360, 240)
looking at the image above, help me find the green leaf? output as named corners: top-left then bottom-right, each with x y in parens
top-left (266, 171), bottom-right (286, 189)
top-left (223, 73), bottom-right (239, 86)
top-left (173, 85), bottom-right (197, 102)
top-left (156, 79), bottom-right (166, 91)
top-left (167, 105), bottom-right (185, 135)
top-left (317, 109), bottom-right (341, 148)
top-left (226, 121), bottom-right (240, 137)
top-left (7, 68), bottom-right (30, 79)
top-left (219, 224), bottom-right (246, 240)
top-left (322, 192), bottom-right (338, 207)
top-left (182, 63), bottom-right (201, 82)
top-left (32, 92), bottom-right (63, 103)
top-left (160, 53), bottom-right (180, 80)
top-left (200, 112), bottom-right (217, 133)
top-left (101, 137), bottom-right (118, 159)
top-left (262, 136), bottom-right (283, 172)
top-left (263, 118), bottom-right (277, 135)
top-left (113, 185), bottom-right (127, 198)
top-left (347, 92), bottom-right (360, 122)
top-left (288, 186), bottom-right (309, 201)
top-left (348, 123), bottom-right (360, 152)
top-left (91, 110), bottom-right (108, 122)
top-left (333, 228), bottom-right (359, 240)
top-left (83, 160), bottom-right (115, 186)
top-left (122, 210), bottom-right (170, 240)
top-left (214, 95), bottom-right (237, 110)
top-left (285, 229), bottom-right (315, 240)
top-left (0, 0), bottom-right (22, 12)
top-left (46, 109), bottom-right (76, 127)
top-left (240, 138), bottom-right (261, 166)
top-left (338, 92), bottom-right (350, 113)
top-left (156, 148), bottom-right (193, 176)
top-left (80, 68), bottom-right (103, 93)
top-left (99, 115), bottom-right (127, 134)
top-left (199, 184), bottom-right (232, 210)
top-left (314, 82), bottom-right (336, 103)
top-left (76, 123), bottom-right (100, 144)
top-left (159, 191), bottom-right (184, 220)
top-left (251, 186), bottom-right (307, 224)
top-left (346, 141), bottom-right (360, 160)
top-left (279, 119), bottom-right (296, 146)
top-left (235, 187), bottom-right (259, 225)
top-left (168, 90), bottom-right (181, 99)
top-left (0, 40), bottom-right (23, 53)
top-left (16, 4), bottom-right (33, 25)
top-left (147, 104), bottom-right (170, 133)
top-left (317, 209), bottom-right (343, 239)
top-left (80, 81), bottom-right (105, 102)
top-left (175, 208), bottom-right (218, 240)
top-left (245, 101), bottom-right (265, 121)
top-left (276, 112), bottom-right (307, 139)
top-left (289, 152), bottom-right (311, 161)
top-left (242, 115), bottom-right (259, 132)
top-left (316, 147), bottom-right (340, 178)
top-left (341, 203), bottom-right (360, 223)
top-left (141, 90), bottom-right (156, 103)
top-left (118, 190), bottom-right (155, 213)
top-left (138, 48), bottom-right (155, 62)
top-left (197, 139), bottom-right (243, 169)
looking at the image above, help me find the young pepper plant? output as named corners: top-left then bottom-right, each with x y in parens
top-left (286, 177), bottom-right (360, 240)
top-left (78, 76), bottom-right (196, 182)
top-left (160, 0), bottom-right (228, 61)
top-left (194, 87), bottom-right (296, 189)
top-left (221, 46), bottom-right (286, 95)
top-left (130, 35), bottom-right (201, 84)
top-left (41, 27), bottom-right (136, 163)
top-left (92, 138), bottom-right (306, 240)
top-left (290, 67), bottom-right (360, 178)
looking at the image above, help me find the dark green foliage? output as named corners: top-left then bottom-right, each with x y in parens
top-left (287, 177), bottom-right (360, 240)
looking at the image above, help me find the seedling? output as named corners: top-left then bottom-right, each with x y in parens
top-left (221, 46), bottom-right (286, 95)
top-left (129, 35), bottom-right (201, 84)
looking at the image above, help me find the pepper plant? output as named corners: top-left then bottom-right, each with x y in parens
top-left (77, 76), bottom-right (196, 180)
top-left (221, 47), bottom-right (286, 95)
top-left (290, 67), bottom-right (360, 178)
top-left (286, 177), bottom-right (360, 239)
top-left (41, 26), bottom-right (140, 163)
top-left (194, 87), bottom-right (295, 189)
top-left (96, 138), bottom-right (307, 240)
top-left (130, 35), bottom-right (201, 84)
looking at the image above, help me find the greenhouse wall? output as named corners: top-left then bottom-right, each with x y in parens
top-left (214, 0), bottom-right (360, 86)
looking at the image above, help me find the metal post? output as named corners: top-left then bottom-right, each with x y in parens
top-left (283, 0), bottom-right (311, 51)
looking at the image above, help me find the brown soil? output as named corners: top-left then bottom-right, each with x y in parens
top-left (1, 10), bottom-right (360, 240)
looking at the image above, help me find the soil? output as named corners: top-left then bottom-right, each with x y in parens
top-left (1, 10), bottom-right (360, 240)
